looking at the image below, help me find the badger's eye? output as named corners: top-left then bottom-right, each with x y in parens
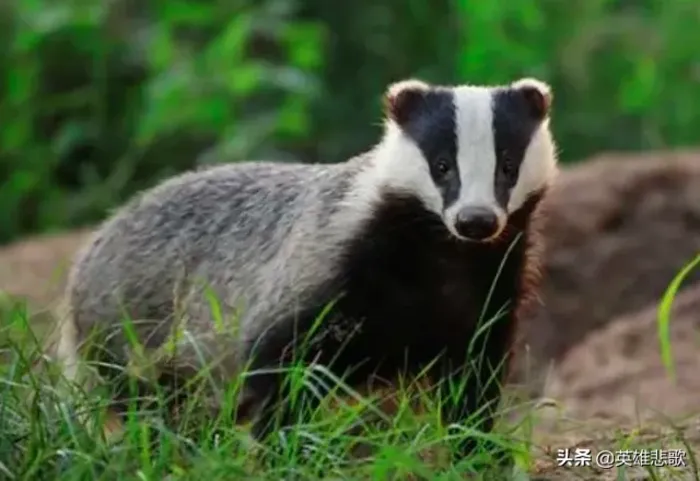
top-left (502, 154), bottom-right (516, 176)
top-left (436, 156), bottom-right (451, 175)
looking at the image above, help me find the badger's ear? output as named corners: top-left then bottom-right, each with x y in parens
top-left (511, 77), bottom-right (553, 120)
top-left (383, 79), bottom-right (430, 126)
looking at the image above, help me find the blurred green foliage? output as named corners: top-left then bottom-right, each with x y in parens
top-left (0, 0), bottom-right (699, 244)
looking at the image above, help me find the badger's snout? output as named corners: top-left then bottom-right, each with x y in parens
top-left (454, 206), bottom-right (501, 241)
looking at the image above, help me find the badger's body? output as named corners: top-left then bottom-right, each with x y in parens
top-left (64, 160), bottom-right (371, 375)
top-left (56, 77), bottom-right (558, 460)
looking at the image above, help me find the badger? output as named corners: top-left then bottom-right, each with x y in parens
top-left (54, 76), bottom-right (558, 462)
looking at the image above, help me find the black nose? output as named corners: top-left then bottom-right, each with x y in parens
top-left (454, 206), bottom-right (499, 240)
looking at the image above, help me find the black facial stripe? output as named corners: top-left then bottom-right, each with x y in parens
top-left (491, 88), bottom-right (543, 209)
top-left (395, 89), bottom-right (460, 208)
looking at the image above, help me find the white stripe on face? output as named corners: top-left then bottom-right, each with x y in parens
top-left (443, 86), bottom-right (506, 238)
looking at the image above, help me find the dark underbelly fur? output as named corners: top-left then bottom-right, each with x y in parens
top-left (245, 189), bottom-right (544, 465)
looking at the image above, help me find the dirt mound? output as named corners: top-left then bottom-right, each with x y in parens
top-left (0, 229), bottom-right (91, 312)
top-left (514, 149), bottom-right (700, 394)
top-left (544, 281), bottom-right (700, 423)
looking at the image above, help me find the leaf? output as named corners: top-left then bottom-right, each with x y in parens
top-left (657, 254), bottom-right (700, 383)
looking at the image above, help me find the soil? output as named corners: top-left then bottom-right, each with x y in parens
top-left (0, 228), bottom-right (91, 313)
top-left (529, 284), bottom-right (700, 479)
top-left (1, 149), bottom-right (699, 479)
top-left (512, 149), bottom-right (700, 398)
top-left (544, 282), bottom-right (700, 423)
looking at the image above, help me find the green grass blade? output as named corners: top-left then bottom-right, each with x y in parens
top-left (657, 253), bottom-right (700, 383)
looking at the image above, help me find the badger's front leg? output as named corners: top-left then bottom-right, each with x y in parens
top-left (434, 329), bottom-right (514, 467)
top-left (246, 359), bottom-right (344, 480)
top-left (243, 320), bottom-right (330, 448)
top-left (247, 368), bottom-right (324, 443)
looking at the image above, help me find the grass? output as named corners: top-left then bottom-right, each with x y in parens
top-left (0, 254), bottom-right (699, 480)
top-left (0, 300), bottom-right (534, 480)
top-left (657, 253), bottom-right (700, 383)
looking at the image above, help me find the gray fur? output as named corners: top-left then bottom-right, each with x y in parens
top-left (65, 155), bottom-right (375, 382)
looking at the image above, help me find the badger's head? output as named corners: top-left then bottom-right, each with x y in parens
top-left (372, 77), bottom-right (558, 242)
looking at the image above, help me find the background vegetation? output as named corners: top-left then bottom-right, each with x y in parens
top-left (1, 0), bottom-right (699, 244)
